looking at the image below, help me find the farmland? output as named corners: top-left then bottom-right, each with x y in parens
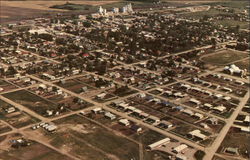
top-left (0, 1), bottom-right (118, 23)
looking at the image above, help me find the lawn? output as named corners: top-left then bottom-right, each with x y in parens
top-left (201, 49), bottom-right (248, 66)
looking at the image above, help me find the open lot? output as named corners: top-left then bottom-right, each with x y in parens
top-left (0, 99), bottom-right (40, 128)
top-left (49, 114), bottom-right (140, 160)
top-left (0, 79), bottom-right (18, 93)
top-left (234, 58), bottom-right (250, 71)
top-left (3, 90), bottom-right (59, 117)
top-left (201, 49), bottom-right (248, 66)
top-left (0, 121), bottom-right (12, 134)
top-left (218, 127), bottom-right (250, 159)
top-left (0, 134), bottom-right (72, 160)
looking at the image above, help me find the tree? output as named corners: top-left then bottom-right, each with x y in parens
top-left (194, 150), bottom-right (205, 160)
top-left (211, 37), bottom-right (217, 48)
top-left (235, 25), bottom-right (240, 33)
top-left (7, 66), bottom-right (17, 75)
top-left (38, 33), bottom-right (53, 41)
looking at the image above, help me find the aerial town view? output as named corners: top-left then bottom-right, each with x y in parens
top-left (0, 0), bottom-right (249, 160)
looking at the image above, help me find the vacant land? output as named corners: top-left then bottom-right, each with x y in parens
top-left (234, 58), bottom-right (250, 71)
top-left (0, 140), bottom-right (73, 160)
top-left (0, 99), bottom-right (40, 128)
top-left (218, 127), bottom-right (250, 158)
top-left (3, 90), bottom-right (58, 116)
top-left (50, 114), bottom-right (140, 160)
top-left (201, 49), bottom-right (248, 66)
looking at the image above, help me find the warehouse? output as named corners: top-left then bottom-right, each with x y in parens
top-left (147, 138), bottom-right (171, 150)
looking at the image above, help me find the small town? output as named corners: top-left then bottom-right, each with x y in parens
top-left (0, 1), bottom-right (249, 160)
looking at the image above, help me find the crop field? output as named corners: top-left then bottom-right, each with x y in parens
top-left (1, 1), bottom-right (118, 11)
top-left (0, 1), bottom-right (118, 23)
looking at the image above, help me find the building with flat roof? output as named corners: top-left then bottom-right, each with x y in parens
top-left (147, 138), bottom-right (171, 150)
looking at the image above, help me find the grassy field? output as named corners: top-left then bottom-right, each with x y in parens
top-left (201, 1), bottom-right (249, 10)
top-left (51, 114), bottom-right (140, 160)
top-left (201, 49), bottom-right (248, 66)
top-left (179, 0), bottom-right (249, 28)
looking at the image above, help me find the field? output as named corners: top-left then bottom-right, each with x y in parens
top-left (0, 1), bottom-right (118, 23)
top-left (201, 49), bottom-right (248, 66)
top-left (179, 0), bottom-right (249, 28)
top-left (1, 1), bottom-right (118, 11)
top-left (0, 99), bottom-right (40, 128)
top-left (0, 136), bottom-right (73, 160)
top-left (49, 114), bottom-right (140, 160)
top-left (0, 80), bottom-right (18, 93)
top-left (218, 127), bottom-right (250, 158)
top-left (3, 90), bottom-right (58, 116)
top-left (234, 58), bottom-right (250, 71)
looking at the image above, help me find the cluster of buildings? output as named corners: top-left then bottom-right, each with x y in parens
top-left (95, 3), bottom-right (133, 17)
